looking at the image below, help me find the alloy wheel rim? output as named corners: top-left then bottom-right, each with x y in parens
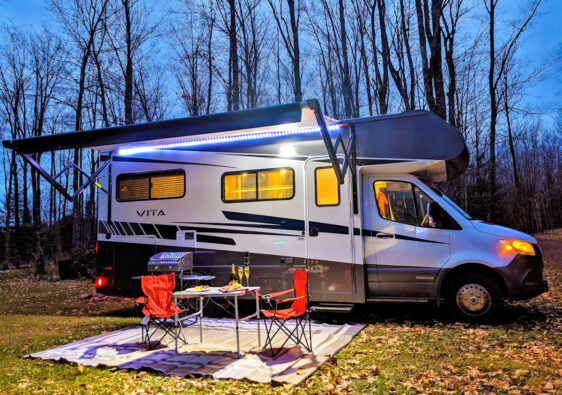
top-left (456, 283), bottom-right (491, 316)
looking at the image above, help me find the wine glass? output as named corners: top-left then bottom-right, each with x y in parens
top-left (244, 265), bottom-right (250, 287)
top-left (238, 266), bottom-right (244, 286)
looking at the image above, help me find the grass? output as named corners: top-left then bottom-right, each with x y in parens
top-left (0, 230), bottom-right (561, 394)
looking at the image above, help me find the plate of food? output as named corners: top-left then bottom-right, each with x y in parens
top-left (185, 285), bottom-right (211, 292)
top-left (219, 282), bottom-right (246, 293)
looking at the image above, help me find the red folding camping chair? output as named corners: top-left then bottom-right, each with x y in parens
top-left (260, 269), bottom-right (312, 357)
top-left (135, 273), bottom-right (193, 348)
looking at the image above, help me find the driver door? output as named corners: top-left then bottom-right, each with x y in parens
top-left (365, 177), bottom-right (451, 298)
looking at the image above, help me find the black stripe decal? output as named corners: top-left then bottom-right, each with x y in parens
top-left (177, 225), bottom-right (300, 237)
top-left (310, 221), bottom-right (349, 235)
top-left (154, 224), bottom-right (179, 239)
top-left (196, 234), bottom-right (236, 245)
top-left (113, 156), bottom-right (234, 168)
top-left (122, 222), bottom-right (135, 236)
top-left (117, 221), bottom-right (131, 236)
top-left (140, 223), bottom-right (160, 238)
top-left (109, 222), bottom-right (121, 236)
top-left (98, 221), bottom-right (109, 234)
top-left (186, 221), bottom-right (303, 231)
top-left (130, 222), bottom-right (143, 236)
top-left (362, 229), bottom-right (447, 244)
top-left (221, 211), bottom-right (356, 235)
top-left (222, 211), bottom-right (305, 231)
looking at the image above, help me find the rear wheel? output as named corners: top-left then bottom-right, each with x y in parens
top-left (445, 273), bottom-right (503, 323)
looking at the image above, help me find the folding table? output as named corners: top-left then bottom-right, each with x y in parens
top-left (172, 286), bottom-right (261, 358)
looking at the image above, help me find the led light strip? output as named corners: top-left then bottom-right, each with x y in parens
top-left (117, 124), bottom-right (341, 156)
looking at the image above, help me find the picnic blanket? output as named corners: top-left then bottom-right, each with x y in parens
top-left (26, 318), bottom-right (364, 385)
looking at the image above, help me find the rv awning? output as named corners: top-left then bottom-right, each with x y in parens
top-left (1, 100), bottom-right (352, 201)
top-left (2, 102), bottom-right (309, 154)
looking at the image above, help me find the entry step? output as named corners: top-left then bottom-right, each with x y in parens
top-left (310, 304), bottom-right (354, 314)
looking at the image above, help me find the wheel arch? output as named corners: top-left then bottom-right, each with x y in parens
top-left (437, 263), bottom-right (509, 302)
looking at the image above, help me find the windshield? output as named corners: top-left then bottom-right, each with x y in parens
top-left (428, 185), bottom-right (472, 220)
top-left (440, 194), bottom-right (472, 220)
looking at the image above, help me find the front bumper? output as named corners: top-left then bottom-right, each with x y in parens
top-left (497, 245), bottom-right (549, 300)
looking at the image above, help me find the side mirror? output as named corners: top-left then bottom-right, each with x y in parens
top-left (427, 202), bottom-right (443, 228)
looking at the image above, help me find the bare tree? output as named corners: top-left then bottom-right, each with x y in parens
top-left (50, 0), bottom-right (110, 256)
top-left (107, 0), bottom-right (158, 124)
top-left (0, 27), bottom-right (28, 267)
top-left (237, 0), bottom-right (268, 109)
top-left (441, 0), bottom-right (466, 126)
top-left (485, 0), bottom-right (540, 220)
top-left (29, 31), bottom-right (64, 227)
top-left (268, 0), bottom-right (302, 102)
top-left (414, 0), bottom-right (447, 119)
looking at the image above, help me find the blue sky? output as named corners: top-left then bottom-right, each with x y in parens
top-left (0, 0), bottom-right (560, 117)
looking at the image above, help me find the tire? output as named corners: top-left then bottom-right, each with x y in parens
top-left (445, 273), bottom-right (504, 323)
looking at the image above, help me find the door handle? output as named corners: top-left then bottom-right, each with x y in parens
top-left (375, 232), bottom-right (395, 239)
top-left (309, 227), bottom-right (319, 237)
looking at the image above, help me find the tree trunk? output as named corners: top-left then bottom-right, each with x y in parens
top-left (123, 0), bottom-right (134, 124)
top-left (488, 0), bottom-right (497, 221)
top-left (338, 0), bottom-right (353, 118)
top-left (288, 0), bottom-right (302, 102)
top-left (206, 17), bottom-right (214, 115)
top-left (4, 153), bottom-right (13, 268)
top-left (228, 0), bottom-right (239, 111)
top-left (429, 0), bottom-right (447, 118)
top-left (72, 49), bottom-right (90, 256)
top-left (415, 0), bottom-right (446, 119)
top-left (23, 161), bottom-right (30, 224)
top-left (504, 82), bottom-right (521, 191)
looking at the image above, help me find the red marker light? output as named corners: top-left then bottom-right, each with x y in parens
top-left (95, 241), bottom-right (99, 254)
top-left (95, 276), bottom-right (106, 288)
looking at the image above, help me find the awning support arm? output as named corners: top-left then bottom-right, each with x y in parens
top-left (306, 99), bottom-right (356, 185)
top-left (21, 153), bottom-right (111, 202)
top-left (54, 161), bottom-right (109, 194)
top-left (22, 153), bottom-right (73, 201)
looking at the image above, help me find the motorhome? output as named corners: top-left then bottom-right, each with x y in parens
top-left (3, 100), bottom-right (548, 322)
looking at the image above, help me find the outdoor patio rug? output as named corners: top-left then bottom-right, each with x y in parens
top-left (26, 318), bottom-right (365, 385)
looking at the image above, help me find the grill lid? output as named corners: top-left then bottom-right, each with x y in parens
top-left (147, 251), bottom-right (193, 272)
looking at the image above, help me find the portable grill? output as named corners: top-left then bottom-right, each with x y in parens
top-left (147, 251), bottom-right (193, 273)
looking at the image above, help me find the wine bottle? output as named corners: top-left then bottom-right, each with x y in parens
top-left (230, 263), bottom-right (238, 283)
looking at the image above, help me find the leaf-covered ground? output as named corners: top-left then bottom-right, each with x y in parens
top-left (0, 230), bottom-right (560, 394)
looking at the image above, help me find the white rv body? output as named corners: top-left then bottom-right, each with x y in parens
top-left (3, 102), bottom-right (547, 321)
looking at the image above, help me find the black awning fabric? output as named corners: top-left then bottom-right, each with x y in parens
top-left (2, 102), bottom-right (304, 154)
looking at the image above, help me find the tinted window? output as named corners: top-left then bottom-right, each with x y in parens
top-left (117, 170), bottom-right (185, 201)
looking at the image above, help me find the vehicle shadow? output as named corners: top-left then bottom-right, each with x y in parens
top-left (339, 300), bottom-right (560, 330)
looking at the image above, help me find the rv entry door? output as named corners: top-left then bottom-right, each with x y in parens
top-left (305, 159), bottom-right (359, 303)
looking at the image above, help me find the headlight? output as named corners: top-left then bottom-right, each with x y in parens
top-left (499, 239), bottom-right (535, 256)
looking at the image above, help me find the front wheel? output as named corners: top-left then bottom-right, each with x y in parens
top-left (445, 273), bottom-right (504, 323)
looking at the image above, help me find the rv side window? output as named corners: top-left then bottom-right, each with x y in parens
top-left (373, 181), bottom-right (418, 226)
top-left (315, 167), bottom-right (340, 206)
top-left (374, 181), bottom-right (440, 227)
top-left (222, 168), bottom-right (294, 202)
top-left (257, 168), bottom-right (294, 200)
top-left (117, 170), bottom-right (185, 201)
top-left (223, 173), bottom-right (257, 201)
top-left (413, 186), bottom-right (434, 227)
